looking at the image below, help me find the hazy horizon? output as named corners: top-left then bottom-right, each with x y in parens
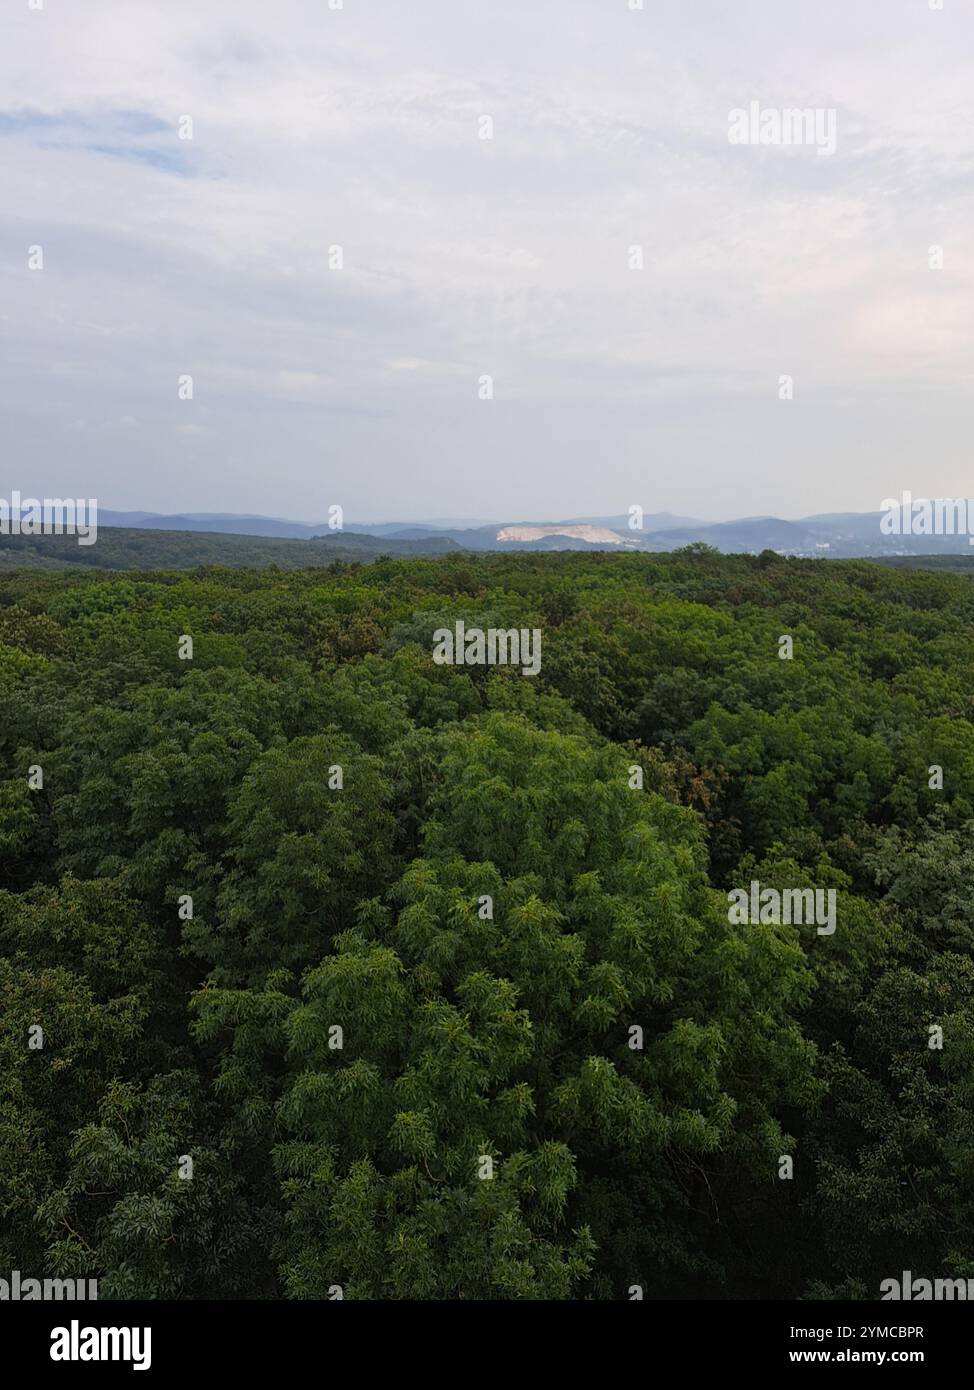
top-left (79, 502), bottom-right (907, 527)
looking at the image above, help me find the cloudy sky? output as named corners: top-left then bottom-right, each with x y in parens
top-left (2, 0), bottom-right (972, 523)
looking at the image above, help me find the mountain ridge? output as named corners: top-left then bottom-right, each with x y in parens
top-left (84, 508), bottom-right (973, 557)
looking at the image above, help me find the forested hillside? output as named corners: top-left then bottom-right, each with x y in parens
top-left (0, 527), bottom-right (458, 571)
top-left (2, 547), bottom-right (972, 1300)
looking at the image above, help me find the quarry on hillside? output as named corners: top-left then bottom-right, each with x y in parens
top-left (496, 523), bottom-right (625, 544)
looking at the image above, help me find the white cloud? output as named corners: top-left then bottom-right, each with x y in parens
top-left (2, 0), bottom-right (973, 520)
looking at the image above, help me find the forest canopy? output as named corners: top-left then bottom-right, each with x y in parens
top-left (1, 547), bottom-right (972, 1300)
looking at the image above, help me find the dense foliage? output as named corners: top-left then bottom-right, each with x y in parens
top-left (2, 547), bottom-right (972, 1299)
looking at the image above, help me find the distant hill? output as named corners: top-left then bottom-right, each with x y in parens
top-left (94, 511), bottom-right (503, 540)
top-left (96, 511), bottom-right (338, 540)
top-left (20, 505), bottom-right (974, 564)
top-left (0, 527), bottom-right (459, 572)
